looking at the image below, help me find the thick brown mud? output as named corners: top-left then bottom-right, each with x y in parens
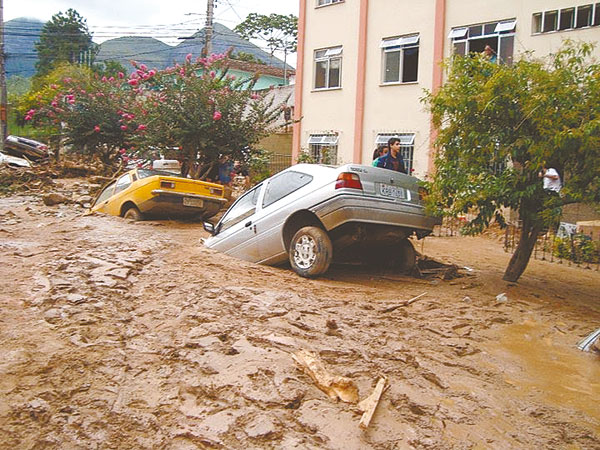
top-left (0, 183), bottom-right (598, 449)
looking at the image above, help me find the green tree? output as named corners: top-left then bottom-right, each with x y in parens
top-left (26, 56), bottom-right (284, 172)
top-left (424, 41), bottom-right (600, 282)
top-left (234, 13), bottom-right (298, 58)
top-left (92, 60), bottom-right (128, 79)
top-left (35, 9), bottom-right (94, 78)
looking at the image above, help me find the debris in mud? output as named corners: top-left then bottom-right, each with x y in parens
top-left (381, 292), bottom-right (427, 313)
top-left (42, 193), bottom-right (70, 206)
top-left (292, 350), bottom-right (359, 403)
top-left (413, 256), bottom-right (461, 280)
top-left (358, 377), bottom-right (387, 430)
top-left (577, 328), bottom-right (600, 352)
top-left (496, 292), bottom-right (508, 303)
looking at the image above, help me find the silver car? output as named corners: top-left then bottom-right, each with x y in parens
top-left (203, 163), bottom-right (441, 277)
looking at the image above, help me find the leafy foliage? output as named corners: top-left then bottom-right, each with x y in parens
top-left (423, 41), bottom-right (600, 281)
top-left (35, 9), bottom-right (94, 78)
top-left (234, 13), bottom-right (298, 55)
top-left (24, 54), bottom-right (285, 171)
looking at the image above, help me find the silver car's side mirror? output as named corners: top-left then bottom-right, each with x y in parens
top-left (203, 222), bottom-right (216, 235)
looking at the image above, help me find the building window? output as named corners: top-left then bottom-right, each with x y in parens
top-left (449, 19), bottom-right (516, 65)
top-left (576, 4), bottom-right (593, 28)
top-left (317, 0), bottom-right (343, 6)
top-left (307, 134), bottom-right (338, 164)
top-left (381, 34), bottom-right (419, 84)
top-left (314, 46), bottom-right (342, 89)
top-left (375, 133), bottom-right (415, 173)
top-left (559, 8), bottom-right (575, 30)
top-left (533, 4), bottom-right (600, 33)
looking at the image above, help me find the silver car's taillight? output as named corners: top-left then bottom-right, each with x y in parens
top-left (335, 172), bottom-right (363, 190)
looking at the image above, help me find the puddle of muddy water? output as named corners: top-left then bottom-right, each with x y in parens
top-left (486, 318), bottom-right (600, 422)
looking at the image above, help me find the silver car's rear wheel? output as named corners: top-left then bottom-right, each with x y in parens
top-left (289, 226), bottom-right (332, 278)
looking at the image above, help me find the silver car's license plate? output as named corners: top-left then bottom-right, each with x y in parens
top-left (183, 197), bottom-right (204, 207)
top-left (379, 183), bottom-right (406, 200)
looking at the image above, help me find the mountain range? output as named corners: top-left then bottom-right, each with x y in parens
top-left (5, 18), bottom-right (291, 78)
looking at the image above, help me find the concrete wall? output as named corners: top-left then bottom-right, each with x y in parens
top-left (299, 0), bottom-right (361, 163)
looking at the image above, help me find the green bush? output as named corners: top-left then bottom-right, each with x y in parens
top-left (553, 234), bottom-right (600, 263)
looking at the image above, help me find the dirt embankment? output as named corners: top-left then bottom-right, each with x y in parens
top-left (0, 182), bottom-right (598, 449)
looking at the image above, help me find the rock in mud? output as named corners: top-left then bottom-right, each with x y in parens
top-left (42, 193), bottom-right (70, 206)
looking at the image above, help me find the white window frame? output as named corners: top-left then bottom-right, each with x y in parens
top-left (313, 46), bottom-right (343, 90)
top-left (532, 4), bottom-right (600, 34)
top-left (381, 34), bottom-right (420, 84)
top-left (317, 0), bottom-right (343, 7)
top-left (449, 19), bottom-right (516, 65)
top-left (375, 133), bottom-right (415, 173)
top-left (308, 134), bottom-right (338, 164)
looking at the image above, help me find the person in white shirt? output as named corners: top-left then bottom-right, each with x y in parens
top-left (540, 166), bottom-right (561, 193)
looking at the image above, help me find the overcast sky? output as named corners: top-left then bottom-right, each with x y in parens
top-left (5, 0), bottom-right (299, 64)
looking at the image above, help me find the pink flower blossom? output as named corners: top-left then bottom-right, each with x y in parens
top-left (186, 53), bottom-right (192, 63)
top-left (140, 64), bottom-right (147, 71)
top-left (50, 84), bottom-right (58, 89)
top-left (68, 99), bottom-right (75, 104)
top-left (137, 124), bottom-right (147, 131)
top-left (24, 115), bottom-right (32, 121)
top-left (130, 60), bottom-right (138, 67)
top-left (118, 72), bottom-right (125, 79)
top-left (27, 109), bottom-right (36, 115)
top-left (109, 76), bottom-right (115, 82)
top-left (119, 149), bottom-right (127, 154)
top-left (213, 111), bottom-right (222, 121)
top-left (51, 100), bottom-right (58, 107)
top-left (122, 156), bottom-right (130, 162)
top-left (128, 79), bottom-right (138, 86)
top-left (120, 125), bottom-right (128, 131)
top-left (101, 76), bottom-right (108, 82)
top-left (94, 125), bottom-right (100, 132)
top-left (210, 71), bottom-right (216, 78)
top-left (148, 69), bottom-right (156, 77)
top-left (251, 94), bottom-right (259, 100)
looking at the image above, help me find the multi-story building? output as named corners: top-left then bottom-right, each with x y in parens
top-left (292, 0), bottom-right (600, 178)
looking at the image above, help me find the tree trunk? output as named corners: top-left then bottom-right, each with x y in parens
top-left (502, 219), bottom-right (542, 282)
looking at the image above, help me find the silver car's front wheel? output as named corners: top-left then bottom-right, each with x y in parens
top-left (289, 226), bottom-right (332, 278)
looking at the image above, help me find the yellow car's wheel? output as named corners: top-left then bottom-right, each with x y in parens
top-left (123, 207), bottom-right (143, 221)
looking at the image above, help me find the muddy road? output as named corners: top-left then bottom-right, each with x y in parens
top-left (0, 181), bottom-right (599, 449)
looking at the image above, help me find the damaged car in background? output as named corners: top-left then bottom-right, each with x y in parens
top-left (91, 168), bottom-right (227, 221)
top-left (203, 163), bottom-right (441, 277)
top-left (4, 135), bottom-right (49, 161)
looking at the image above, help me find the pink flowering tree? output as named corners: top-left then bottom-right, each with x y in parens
top-left (26, 65), bottom-right (146, 165)
top-left (24, 54), bottom-right (284, 173)
top-left (127, 54), bottom-right (283, 178)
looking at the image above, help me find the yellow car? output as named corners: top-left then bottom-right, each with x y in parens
top-left (91, 168), bottom-right (227, 221)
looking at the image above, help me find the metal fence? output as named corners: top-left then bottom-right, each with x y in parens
top-left (503, 223), bottom-right (600, 271)
top-left (432, 218), bottom-right (600, 271)
top-left (268, 153), bottom-right (292, 174)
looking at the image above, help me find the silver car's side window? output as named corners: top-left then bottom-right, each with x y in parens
top-left (262, 171), bottom-right (313, 208)
top-left (220, 185), bottom-right (261, 231)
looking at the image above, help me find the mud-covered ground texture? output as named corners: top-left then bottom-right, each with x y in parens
top-left (0, 177), bottom-right (598, 449)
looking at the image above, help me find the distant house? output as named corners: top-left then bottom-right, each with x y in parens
top-left (257, 84), bottom-right (295, 172)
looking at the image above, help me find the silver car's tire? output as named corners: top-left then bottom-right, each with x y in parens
top-left (123, 207), bottom-right (143, 221)
top-left (289, 226), bottom-right (332, 278)
top-left (396, 239), bottom-right (416, 273)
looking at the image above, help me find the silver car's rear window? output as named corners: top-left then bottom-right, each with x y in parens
top-left (262, 171), bottom-right (313, 208)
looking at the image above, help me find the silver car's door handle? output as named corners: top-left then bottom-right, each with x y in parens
top-left (245, 221), bottom-right (252, 227)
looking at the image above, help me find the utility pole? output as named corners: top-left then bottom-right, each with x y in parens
top-left (0, 0), bottom-right (7, 150)
top-left (205, 0), bottom-right (214, 56)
